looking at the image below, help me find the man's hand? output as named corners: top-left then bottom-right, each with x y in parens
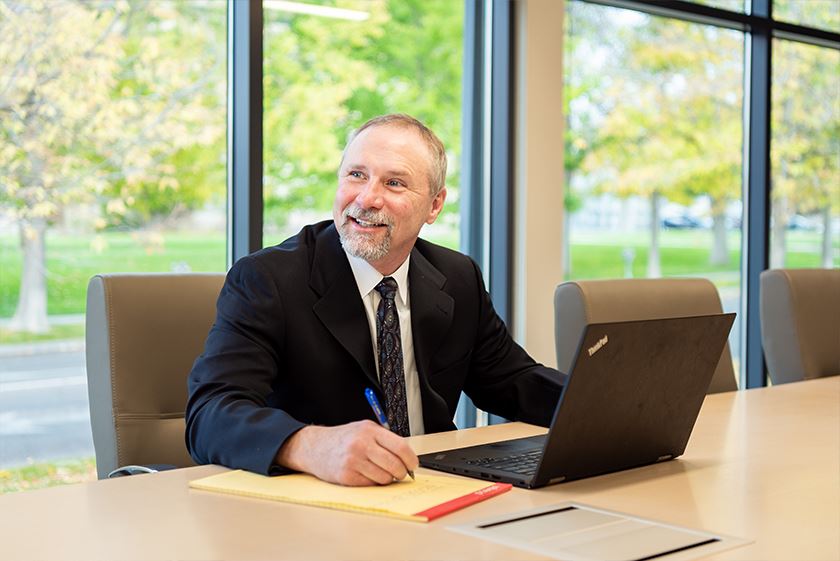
top-left (275, 420), bottom-right (419, 486)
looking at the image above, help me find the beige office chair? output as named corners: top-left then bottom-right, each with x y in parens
top-left (554, 278), bottom-right (738, 394)
top-left (85, 273), bottom-right (225, 479)
top-left (760, 268), bottom-right (840, 385)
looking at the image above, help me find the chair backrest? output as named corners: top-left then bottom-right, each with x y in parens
top-left (85, 273), bottom-right (225, 479)
top-left (760, 268), bottom-right (840, 385)
top-left (554, 278), bottom-right (738, 394)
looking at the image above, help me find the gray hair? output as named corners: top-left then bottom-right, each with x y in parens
top-left (341, 113), bottom-right (447, 197)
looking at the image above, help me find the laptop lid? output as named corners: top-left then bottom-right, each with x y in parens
top-left (419, 313), bottom-right (735, 488)
top-left (529, 312), bottom-right (735, 487)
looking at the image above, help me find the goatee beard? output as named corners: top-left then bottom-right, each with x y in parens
top-left (338, 206), bottom-right (393, 262)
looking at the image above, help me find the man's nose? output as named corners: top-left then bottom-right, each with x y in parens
top-left (355, 179), bottom-right (385, 208)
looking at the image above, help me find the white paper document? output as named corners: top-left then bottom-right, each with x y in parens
top-left (449, 502), bottom-right (750, 561)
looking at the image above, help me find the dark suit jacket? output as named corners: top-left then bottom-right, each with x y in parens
top-left (186, 221), bottom-right (564, 474)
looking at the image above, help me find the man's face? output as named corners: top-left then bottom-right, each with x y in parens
top-left (333, 124), bottom-right (446, 275)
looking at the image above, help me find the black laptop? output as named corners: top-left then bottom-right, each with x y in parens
top-left (419, 313), bottom-right (736, 489)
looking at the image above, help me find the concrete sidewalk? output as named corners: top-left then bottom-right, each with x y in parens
top-left (0, 314), bottom-right (86, 358)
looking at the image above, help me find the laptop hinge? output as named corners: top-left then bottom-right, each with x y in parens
top-left (656, 454), bottom-right (673, 462)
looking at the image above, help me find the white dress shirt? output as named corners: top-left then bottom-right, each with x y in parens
top-left (344, 251), bottom-right (425, 435)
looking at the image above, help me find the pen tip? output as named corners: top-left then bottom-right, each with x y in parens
top-left (408, 470), bottom-right (416, 480)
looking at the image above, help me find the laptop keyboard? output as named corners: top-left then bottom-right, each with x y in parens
top-left (465, 448), bottom-right (542, 476)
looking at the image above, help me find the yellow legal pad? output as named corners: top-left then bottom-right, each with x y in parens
top-left (189, 470), bottom-right (511, 523)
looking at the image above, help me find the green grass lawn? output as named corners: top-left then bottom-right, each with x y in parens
top-left (568, 228), bottom-right (837, 279)
top-left (0, 458), bottom-right (97, 494)
top-left (569, 241), bottom-right (741, 282)
top-left (0, 323), bottom-right (86, 344)
top-left (0, 231), bottom-right (226, 318)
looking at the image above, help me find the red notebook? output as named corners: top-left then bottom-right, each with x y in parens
top-left (190, 469), bottom-right (512, 522)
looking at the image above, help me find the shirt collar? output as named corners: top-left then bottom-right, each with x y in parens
top-left (344, 250), bottom-right (410, 304)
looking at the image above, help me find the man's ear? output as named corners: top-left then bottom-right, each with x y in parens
top-left (426, 187), bottom-right (447, 225)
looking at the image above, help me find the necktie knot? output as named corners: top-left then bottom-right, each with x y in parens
top-left (375, 277), bottom-right (398, 301)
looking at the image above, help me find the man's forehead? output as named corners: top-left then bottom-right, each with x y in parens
top-left (349, 123), bottom-right (426, 151)
top-left (342, 125), bottom-right (429, 165)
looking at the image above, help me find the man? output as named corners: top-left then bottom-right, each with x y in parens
top-left (186, 114), bottom-right (564, 486)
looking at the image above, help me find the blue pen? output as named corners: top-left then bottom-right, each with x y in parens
top-left (364, 388), bottom-right (415, 480)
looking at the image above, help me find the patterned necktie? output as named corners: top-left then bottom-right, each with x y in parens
top-left (374, 277), bottom-right (410, 437)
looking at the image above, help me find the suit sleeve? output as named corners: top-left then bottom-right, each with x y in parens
top-left (462, 258), bottom-right (567, 426)
top-left (185, 255), bottom-right (305, 475)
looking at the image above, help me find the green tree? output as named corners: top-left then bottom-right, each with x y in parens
top-left (563, 3), bottom-right (620, 276)
top-left (773, 0), bottom-right (840, 33)
top-left (771, 38), bottom-right (839, 268)
top-left (262, 0), bottom-right (388, 230)
top-left (580, 15), bottom-right (742, 275)
top-left (0, 0), bottom-right (224, 332)
top-left (262, 0), bottom-right (463, 238)
top-left (351, 0), bottom-right (463, 161)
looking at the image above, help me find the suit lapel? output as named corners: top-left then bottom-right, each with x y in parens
top-left (408, 248), bottom-right (454, 380)
top-left (308, 227), bottom-right (456, 400)
top-left (310, 225), bottom-right (379, 390)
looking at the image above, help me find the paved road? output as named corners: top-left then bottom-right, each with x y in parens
top-left (0, 346), bottom-right (94, 468)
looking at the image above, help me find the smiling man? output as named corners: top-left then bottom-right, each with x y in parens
top-left (186, 114), bottom-right (564, 486)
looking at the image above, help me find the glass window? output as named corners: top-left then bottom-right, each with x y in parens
top-left (770, 39), bottom-right (840, 269)
top-left (774, 0), bottom-right (840, 34)
top-left (564, 2), bottom-right (745, 374)
top-left (0, 0), bottom-right (226, 491)
top-left (262, 0), bottom-right (463, 250)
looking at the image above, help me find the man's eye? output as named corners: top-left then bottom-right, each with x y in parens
top-left (349, 171), bottom-right (363, 178)
top-left (386, 179), bottom-right (404, 187)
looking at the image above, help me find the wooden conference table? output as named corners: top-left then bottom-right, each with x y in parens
top-left (1, 376), bottom-right (837, 561)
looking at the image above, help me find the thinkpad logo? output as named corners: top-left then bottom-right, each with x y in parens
top-left (588, 335), bottom-right (608, 356)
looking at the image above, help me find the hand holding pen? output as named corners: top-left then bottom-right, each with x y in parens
top-left (365, 388), bottom-right (415, 480)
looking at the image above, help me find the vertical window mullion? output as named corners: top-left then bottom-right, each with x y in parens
top-left (485, 0), bottom-right (514, 426)
top-left (455, 0), bottom-right (487, 430)
top-left (742, 0), bottom-right (771, 389)
top-left (489, 0), bottom-right (513, 324)
top-left (228, 0), bottom-right (263, 267)
top-left (460, 0), bottom-right (487, 269)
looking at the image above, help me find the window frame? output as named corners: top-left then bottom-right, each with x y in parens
top-left (228, 0), bottom-right (264, 264)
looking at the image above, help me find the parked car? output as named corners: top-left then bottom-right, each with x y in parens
top-left (786, 214), bottom-right (818, 231)
top-left (662, 215), bottom-right (703, 229)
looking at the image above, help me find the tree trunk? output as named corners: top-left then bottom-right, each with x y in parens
top-left (710, 211), bottom-right (729, 266)
top-left (563, 207), bottom-right (572, 277)
top-left (9, 218), bottom-right (49, 333)
top-left (770, 196), bottom-right (788, 268)
top-left (822, 205), bottom-right (833, 268)
top-left (563, 168), bottom-right (574, 278)
top-left (647, 192), bottom-right (661, 278)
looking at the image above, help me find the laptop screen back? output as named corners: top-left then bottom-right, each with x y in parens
top-left (531, 313), bottom-right (736, 487)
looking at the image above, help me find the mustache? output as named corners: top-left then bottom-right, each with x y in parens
top-left (343, 205), bottom-right (393, 227)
